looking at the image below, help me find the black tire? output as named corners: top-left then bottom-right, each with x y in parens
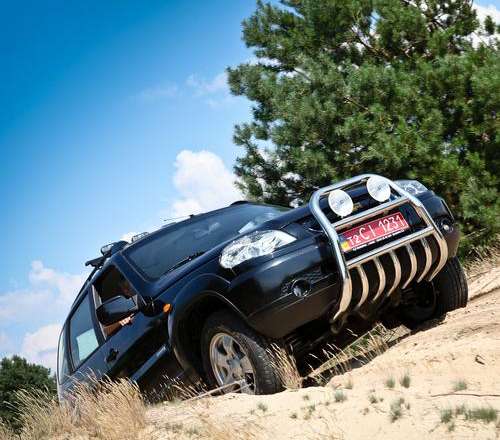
top-left (400, 256), bottom-right (468, 327)
top-left (201, 310), bottom-right (282, 395)
top-left (433, 256), bottom-right (468, 315)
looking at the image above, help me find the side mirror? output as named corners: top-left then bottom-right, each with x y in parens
top-left (96, 295), bottom-right (139, 326)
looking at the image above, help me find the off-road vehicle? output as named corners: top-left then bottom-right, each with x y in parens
top-left (57, 175), bottom-right (467, 400)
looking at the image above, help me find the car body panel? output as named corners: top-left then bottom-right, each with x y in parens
top-left (58, 187), bottom-right (460, 401)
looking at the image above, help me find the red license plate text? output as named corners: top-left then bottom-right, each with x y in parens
top-left (340, 212), bottom-right (409, 252)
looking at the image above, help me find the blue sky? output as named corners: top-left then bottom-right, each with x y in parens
top-left (0, 0), bottom-right (499, 371)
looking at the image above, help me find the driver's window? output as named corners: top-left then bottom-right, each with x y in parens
top-left (94, 266), bottom-right (135, 339)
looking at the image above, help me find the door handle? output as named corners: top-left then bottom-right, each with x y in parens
top-left (106, 348), bottom-right (119, 363)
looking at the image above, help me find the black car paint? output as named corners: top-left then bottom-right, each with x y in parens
top-left (58, 192), bottom-right (459, 400)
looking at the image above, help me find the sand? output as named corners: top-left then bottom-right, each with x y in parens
top-left (145, 263), bottom-right (500, 440)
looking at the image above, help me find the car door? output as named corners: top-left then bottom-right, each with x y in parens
top-left (64, 288), bottom-right (107, 391)
top-left (90, 265), bottom-right (181, 394)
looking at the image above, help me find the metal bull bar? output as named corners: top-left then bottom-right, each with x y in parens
top-left (309, 174), bottom-right (448, 324)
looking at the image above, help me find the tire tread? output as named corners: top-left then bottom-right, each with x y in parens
top-left (434, 257), bottom-right (468, 315)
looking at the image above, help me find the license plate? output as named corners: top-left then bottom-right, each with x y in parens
top-left (339, 212), bottom-right (410, 252)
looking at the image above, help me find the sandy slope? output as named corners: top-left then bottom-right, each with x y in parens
top-left (145, 264), bottom-right (500, 440)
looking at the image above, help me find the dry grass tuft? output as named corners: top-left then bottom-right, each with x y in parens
top-left (268, 343), bottom-right (303, 390)
top-left (5, 377), bottom-right (146, 440)
top-left (308, 323), bottom-right (390, 382)
top-left (13, 388), bottom-right (74, 440)
top-left (464, 239), bottom-right (500, 278)
top-left (73, 377), bottom-right (146, 439)
top-left (168, 400), bottom-right (267, 440)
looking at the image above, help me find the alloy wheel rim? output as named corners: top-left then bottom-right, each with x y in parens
top-left (209, 332), bottom-right (256, 394)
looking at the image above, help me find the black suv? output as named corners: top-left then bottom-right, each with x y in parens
top-left (57, 175), bottom-right (467, 400)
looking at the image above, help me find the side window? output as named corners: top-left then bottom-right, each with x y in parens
top-left (57, 326), bottom-right (69, 383)
top-left (93, 266), bottom-right (136, 339)
top-left (94, 266), bottom-right (135, 302)
top-left (69, 294), bottom-right (99, 368)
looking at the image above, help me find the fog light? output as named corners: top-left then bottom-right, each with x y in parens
top-left (367, 176), bottom-right (391, 202)
top-left (440, 218), bottom-right (453, 233)
top-left (328, 189), bottom-right (354, 217)
top-left (291, 279), bottom-right (311, 297)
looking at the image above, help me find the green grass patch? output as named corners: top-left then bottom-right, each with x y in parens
top-left (440, 408), bottom-right (453, 424)
top-left (399, 372), bottom-right (411, 388)
top-left (453, 380), bottom-right (467, 392)
top-left (385, 377), bottom-right (395, 389)
top-left (390, 398), bottom-right (405, 422)
top-left (334, 390), bottom-right (347, 403)
top-left (257, 402), bottom-right (268, 413)
top-left (465, 407), bottom-right (497, 423)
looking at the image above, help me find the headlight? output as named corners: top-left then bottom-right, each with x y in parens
top-left (220, 230), bottom-right (296, 269)
top-left (367, 176), bottom-right (391, 202)
top-left (395, 179), bottom-right (428, 196)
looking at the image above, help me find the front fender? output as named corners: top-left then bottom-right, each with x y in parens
top-left (167, 273), bottom-right (246, 378)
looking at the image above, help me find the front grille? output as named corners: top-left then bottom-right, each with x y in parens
top-left (308, 174), bottom-right (448, 325)
top-left (350, 236), bottom-right (438, 316)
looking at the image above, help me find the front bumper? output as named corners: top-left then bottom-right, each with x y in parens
top-left (232, 175), bottom-right (458, 339)
top-left (309, 175), bottom-right (450, 326)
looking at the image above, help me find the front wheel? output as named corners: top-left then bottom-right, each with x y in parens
top-left (400, 256), bottom-right (468, 327)
top-left (200, 310), bottom-right (282, 395)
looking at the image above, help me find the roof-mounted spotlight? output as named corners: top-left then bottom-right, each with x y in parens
top-left (328, 189), bottom-right (354, 217)
top-left (367, 176), bottom-right (391, 202)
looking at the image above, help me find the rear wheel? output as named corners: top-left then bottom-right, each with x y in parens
top-left (400, 256), bottom-right (468, 327)
top-left (201, 310), bottom-right (282, 395)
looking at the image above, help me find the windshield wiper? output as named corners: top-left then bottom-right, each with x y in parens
top-left (165, 251), bottom-right (205, 274)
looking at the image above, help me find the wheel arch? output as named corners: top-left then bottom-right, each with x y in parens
top-left (168, 274), bottom-right (248, 381)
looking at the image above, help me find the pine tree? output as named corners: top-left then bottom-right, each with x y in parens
top-left (228, 0), bottom-right (499, 256)
top-left (0, 356), bottom-right (56, 432)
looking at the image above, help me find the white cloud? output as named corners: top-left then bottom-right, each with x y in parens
top-left (0, 262), bottom-right (86, 370)
top-left (186, 72), bottom-right (236, 108)
top-left (29, 260), bottom-right (86, 305)
top-left (0, 289), bottom-right (52, 323)
top-left (170, 150), bottom-right (243, 217)
top-left (186, 72), bottom-right (228, 95)
top-left (475, 3), bottom-right (500, 23)
top-left (135, 84), bottom-right (178, 102)
top-left (21, 324), bottom-right (61, 373)
top-left (471, 3), bottom-right (500, 45)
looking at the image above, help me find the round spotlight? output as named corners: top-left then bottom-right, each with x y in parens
top-left (328, 189), bottom-right (354, 217)
top-left (367, 176), bottom-right (391, 202)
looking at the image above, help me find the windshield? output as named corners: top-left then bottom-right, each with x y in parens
top-left (125, 204), bottom-right (289, 279)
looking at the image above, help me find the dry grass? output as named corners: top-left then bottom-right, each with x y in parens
top-left (464, 239), bottom-right (500, 277)
top-left (308, 323), bottom-right (390, 382)
top-left (267, 343), bottom-right (303, 390)
top-left (194, 412), bottom-right (264, 440)
top-left (150, 398), bottom-right (267, 440)
top-left (0, 420), bottom-right (17, 440)
top-left (2, 377), bottom-right (146, 440)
